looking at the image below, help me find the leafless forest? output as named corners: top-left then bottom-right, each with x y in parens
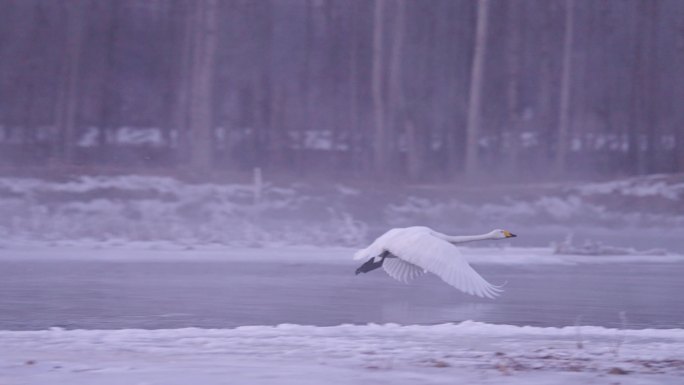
top-left (1, 0), bottom-right (683, 182)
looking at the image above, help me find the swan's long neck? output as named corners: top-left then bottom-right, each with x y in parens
top-left (435, 232), bottom-right (494, 244)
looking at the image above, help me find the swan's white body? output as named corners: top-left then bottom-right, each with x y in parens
top-left (354, 226), bottom-right (516, 299)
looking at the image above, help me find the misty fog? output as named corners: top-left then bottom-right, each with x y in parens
top-left (1, 1), bottom-right (683, 385)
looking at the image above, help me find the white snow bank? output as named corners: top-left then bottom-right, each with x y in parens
top-left (576, 174), bottom-right (684, 200)
top-left (2, 321), bottom-right (683, 385)
top-left (2, 174), bottom-right (684, 249)
top-left (0, 175), bottom-right (372, 247)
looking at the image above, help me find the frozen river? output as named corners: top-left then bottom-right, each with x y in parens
top-left (1, 248), bottom-right (682, 331)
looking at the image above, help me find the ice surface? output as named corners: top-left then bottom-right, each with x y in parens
top-left (1, 321), bottom-right (683, 385)
top-left (2, 245), bottom-right (682, 330)
top-left (1, 241), bottom-right (681, 384)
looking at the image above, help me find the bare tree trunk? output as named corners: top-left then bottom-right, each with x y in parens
top-left (628, 0), bottom-right (658, 175)
top-left (372, 0), bottom-right (387, 177)
top-left (506, 1), bottom-right (522, 175)
top-left (172, 0), bottom-right (194, 165)
top-left (677, 9), bottom-right (684, 172)
top-left (159, 0), bottom-right (177, 152)
top-left (464, 0), bottom-right (489, 176)
top-left (298, 0), bottom-right (314, 175)
top-left (98, 1), bottom-right (121, 162)
top-left (187, 0), bottom-right (218, 172)
top-left (445, 1), bottom-right (470, 177)
top-left (554, 0), bottom-right (575, 174)
top-left (538, 1), bottom-right (557, 173)
top-left (628, 6), bottom-right (644, 175)
top-left (348, 0), bottom-right (360, 174)
top-left (643, 0), bottom-right (659, 174)
top-left (387, 0), bottom-right (405, 178)
top-left (260, 1), bottom-right (275, 168)
top-left (54, 0), bottom-right (84, 165)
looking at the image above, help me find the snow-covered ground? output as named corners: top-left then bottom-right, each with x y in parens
top-left (2, 321), bottom-right (683, 385)
top-left (1, 174), bottom-right (684, 251)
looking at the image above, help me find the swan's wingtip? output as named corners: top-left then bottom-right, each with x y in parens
top-left (483, 282), bottom-right (505, 299)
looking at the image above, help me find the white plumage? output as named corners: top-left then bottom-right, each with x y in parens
top-left (382, 257), bottom-right (425, 283)
top-left (354, 226), bottom-right (517, 299)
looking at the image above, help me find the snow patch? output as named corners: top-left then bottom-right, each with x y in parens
top-left (576, 175), bottom-right (684, 200)
top-left (1, 175), bottom-right (684, 248)
top-left (2, 321), bottom-right (683, 385)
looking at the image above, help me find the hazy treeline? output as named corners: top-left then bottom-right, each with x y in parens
top-left (1, 0), bottom-right (683, 181)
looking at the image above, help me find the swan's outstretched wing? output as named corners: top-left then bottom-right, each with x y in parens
top-left (382, 257), bottom-right (426, 283)
top-left (386, 229), bottom-right (502, 299)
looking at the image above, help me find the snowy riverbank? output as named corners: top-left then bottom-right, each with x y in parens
top-left (1, 174), bottom-right (684, 251)
top-left (2, 321), bottom-right (683, 385)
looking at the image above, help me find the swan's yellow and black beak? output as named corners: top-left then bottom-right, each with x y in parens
top-left (503, 230), bottom-right (517, 238)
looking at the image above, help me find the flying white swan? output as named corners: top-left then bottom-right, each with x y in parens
top-left (353, 227), bottom-right (517, 299)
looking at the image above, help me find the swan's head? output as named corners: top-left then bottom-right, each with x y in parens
top-left (491, 229), bottom-right (517, 239)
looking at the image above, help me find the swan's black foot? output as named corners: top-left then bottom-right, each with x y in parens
top-left (355, 258), bottom-right (382, 275)
top-left (355, 251), bottom-right (390, 275)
